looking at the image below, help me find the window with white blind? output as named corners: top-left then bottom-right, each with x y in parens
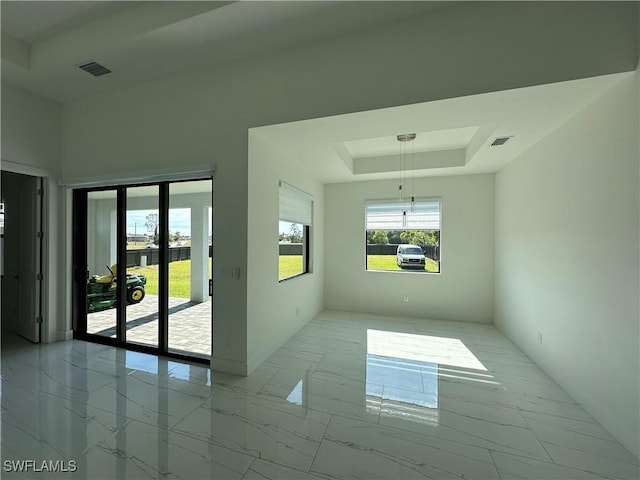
top-left (279, 181), bottom-right (313, 281)
top-left (365, 198), bottom-right (441, 273)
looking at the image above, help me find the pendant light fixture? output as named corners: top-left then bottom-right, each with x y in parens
top-left (397, 133), bottom-right (416, 226)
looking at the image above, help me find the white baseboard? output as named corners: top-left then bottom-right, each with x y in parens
top-left (211, 357), bottom-right (248, 376)
top-left (246, 309), bottom-right (320, 375)
top-left (58, 330), bottom-right (73, 341)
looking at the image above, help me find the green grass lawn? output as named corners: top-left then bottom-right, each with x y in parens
top-left (128, 258), bottom-right (212, 298)
top-left (129, 255), bottom-right (436, 296)
top-left (131, 256), bottom-right (305, 294)
top-left (279, 255), bottom-right (303, 281)
top-left (367, 255), bottom-right (439, 273)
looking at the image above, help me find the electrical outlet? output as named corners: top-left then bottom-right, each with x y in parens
top-left (537, 332), bottom-right (543, 344)
top-left (403, 295), bottom-right (409, 303)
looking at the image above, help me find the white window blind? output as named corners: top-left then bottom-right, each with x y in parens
top-left (279, 181), bottom-right (313, 225)
top-left (366, 199), bottom-right (440, 230)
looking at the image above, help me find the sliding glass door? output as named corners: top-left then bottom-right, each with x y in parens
top-left (85, 189), bottom-right (118, 339)
top-left (168, 180), bottom-right (212, 359)
top-left (73, 179), bottom-right (212, 363)
top-left (125, 185), bottom-right (160, 349)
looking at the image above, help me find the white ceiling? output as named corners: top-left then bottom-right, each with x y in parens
top-left (344, 127), bottom-right (478, 158)
top-left (250, 72), bottom-right (628, 183)
top-left (1, 1), bottom-right (141, 44)
top-left (0, 1), bottom-right (631, 184)
top-left (1, 1), bottom-right (451, 103)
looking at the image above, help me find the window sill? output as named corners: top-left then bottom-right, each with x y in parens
top-left (279, 272), bottom-right (310, 283)
top-left (365, 269), bottom-right (440, 275)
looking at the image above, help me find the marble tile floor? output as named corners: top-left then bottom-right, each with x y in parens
top-left (86, 295), bottom-right (212, 357)
top-left (2, 310), bottom-right (638, 479)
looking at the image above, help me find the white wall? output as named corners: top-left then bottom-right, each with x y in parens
top-left (494, 74), bottom-right (640, 458)
top-left (1, 82), bottom-right (61, 171)
top-left (246, 130), bottom-right (324, 375)
top-left (1, 82), bottom-right (62, 343)
top-left (325, 174), bottom-right (494, 323)
top-left (59, 2), bottom-right (637, 372)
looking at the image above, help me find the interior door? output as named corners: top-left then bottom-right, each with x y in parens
top-left (17, 176), bottom-right (42, 343)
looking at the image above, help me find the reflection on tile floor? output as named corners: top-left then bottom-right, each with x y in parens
top-left (87, 295), bottom-right (211, 357)
top-left (2, 310), bottom-right (639, 479)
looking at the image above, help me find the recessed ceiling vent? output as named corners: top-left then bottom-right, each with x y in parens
top-left (491, 136), bottom-right (512, 146)
top-left (77, 61), bottom-right (111, 77)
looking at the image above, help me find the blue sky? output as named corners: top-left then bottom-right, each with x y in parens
top-left (126, 210), bottom-right (293, 236)
top-left (279, 221), bottom-right (300, 235)
top-left (127, 208), bottom-right (212, 236)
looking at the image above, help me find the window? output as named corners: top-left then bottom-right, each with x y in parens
top-left (279, 181), bottom-right (312, 281)
top-left (365, 198), bottom-right (441, 273)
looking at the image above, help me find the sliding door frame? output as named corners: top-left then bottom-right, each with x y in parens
top-left (158, 182), bottom-right (169, 353)
top-left (72, 178), bottom-right (211, 365)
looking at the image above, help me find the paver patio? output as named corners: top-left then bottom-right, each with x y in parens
top-left (87, 294), bottom-right (212, 358)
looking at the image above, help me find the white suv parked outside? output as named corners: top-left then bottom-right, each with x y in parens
top-left (396, 244), bottom-right (425, 269)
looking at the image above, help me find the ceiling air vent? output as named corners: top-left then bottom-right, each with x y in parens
top-left (491, 136), bottom-right (512, 146)
top-left (77, 61), bottom-right (111, 77)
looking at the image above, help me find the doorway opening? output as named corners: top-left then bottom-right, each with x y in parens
top-left (0, 171), bottom-right (44, 343)
top-left (73, 178), bottom-right (212, 363)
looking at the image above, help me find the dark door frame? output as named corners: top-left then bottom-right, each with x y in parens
top-left (72, 178), bottom-right (211, 365)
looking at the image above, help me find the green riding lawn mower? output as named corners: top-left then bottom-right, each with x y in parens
top-left (87, 265), bottom-right (147, 312)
